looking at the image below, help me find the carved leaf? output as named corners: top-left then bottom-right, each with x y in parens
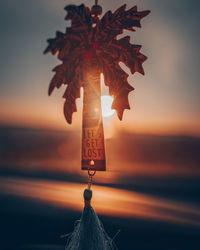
top-left (44, 4), bottom-right (150, 124)
top-left (102, 61), bottom-right (134, 119)
top-left (99, 5), bottom-right (150, 42)
top-left (63, 74), bottom-right (81, 124)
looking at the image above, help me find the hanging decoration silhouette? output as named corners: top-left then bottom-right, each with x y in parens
top-left (44, 1), bottom-right (150, 249)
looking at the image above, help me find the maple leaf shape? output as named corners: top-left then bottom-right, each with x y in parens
top-left (44, 4), bottom-right (150, 123)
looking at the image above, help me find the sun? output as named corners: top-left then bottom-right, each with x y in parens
top-left (101, 95), bottom-right (115, 118)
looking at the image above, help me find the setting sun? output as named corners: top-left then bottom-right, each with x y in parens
top-left (101, 95), bottom-right (115, 118)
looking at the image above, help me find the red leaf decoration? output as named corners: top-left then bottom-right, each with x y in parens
top-left (44, 4), bottom-right (150, 124)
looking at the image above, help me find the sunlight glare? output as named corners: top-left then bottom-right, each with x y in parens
top-left (101, 95), bottom-right (115, 118)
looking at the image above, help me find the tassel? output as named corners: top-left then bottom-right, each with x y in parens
top-left (65, 188), bottom-right (116, 250)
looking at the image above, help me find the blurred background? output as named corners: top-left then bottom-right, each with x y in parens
top-left (0, 0), bottom-right (200, 249)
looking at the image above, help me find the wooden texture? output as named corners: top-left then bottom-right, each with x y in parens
top-left (81, 62), bottom-right (106, 171)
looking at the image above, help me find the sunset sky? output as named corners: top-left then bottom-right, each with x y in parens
top-left (0, 0), bottom-right (200, 136)
top-left (0, 4), bottom-right (200, 248)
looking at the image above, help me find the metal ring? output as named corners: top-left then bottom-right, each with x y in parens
top-left (88, 169), bottom-right (96, 176)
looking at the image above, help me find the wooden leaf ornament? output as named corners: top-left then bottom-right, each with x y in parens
top-left (44, 3), bottom-right (150, 123)
top-left (44, 4), bottom-right (151, 246)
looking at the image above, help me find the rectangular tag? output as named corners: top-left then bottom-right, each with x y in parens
top-left (81, 66), bottom-right (106, 171)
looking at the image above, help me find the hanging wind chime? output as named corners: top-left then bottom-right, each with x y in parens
top-left (44, 1), bottom-right (150, 249)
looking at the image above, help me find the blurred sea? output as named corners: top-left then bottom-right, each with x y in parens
top-left (0, 125), bottom-right (199, 250)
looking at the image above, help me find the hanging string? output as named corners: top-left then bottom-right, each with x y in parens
top-left (95, 0), bottom-right (98, 5)
top-left (87, 169), bottom-right (96, 190)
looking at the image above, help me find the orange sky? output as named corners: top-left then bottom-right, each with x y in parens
top-left (1, 83), bottom-right (199, 137)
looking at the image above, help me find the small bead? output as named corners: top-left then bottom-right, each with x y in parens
top-left (91, 5), bottom-right (102, 16)
top-left (84, 189), bottom-right (92, 201)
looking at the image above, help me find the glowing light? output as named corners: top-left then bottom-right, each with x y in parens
top-left (94, 107), bottom-right (99, 113)
top-left (101, 95), bottom-right (115, 118)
